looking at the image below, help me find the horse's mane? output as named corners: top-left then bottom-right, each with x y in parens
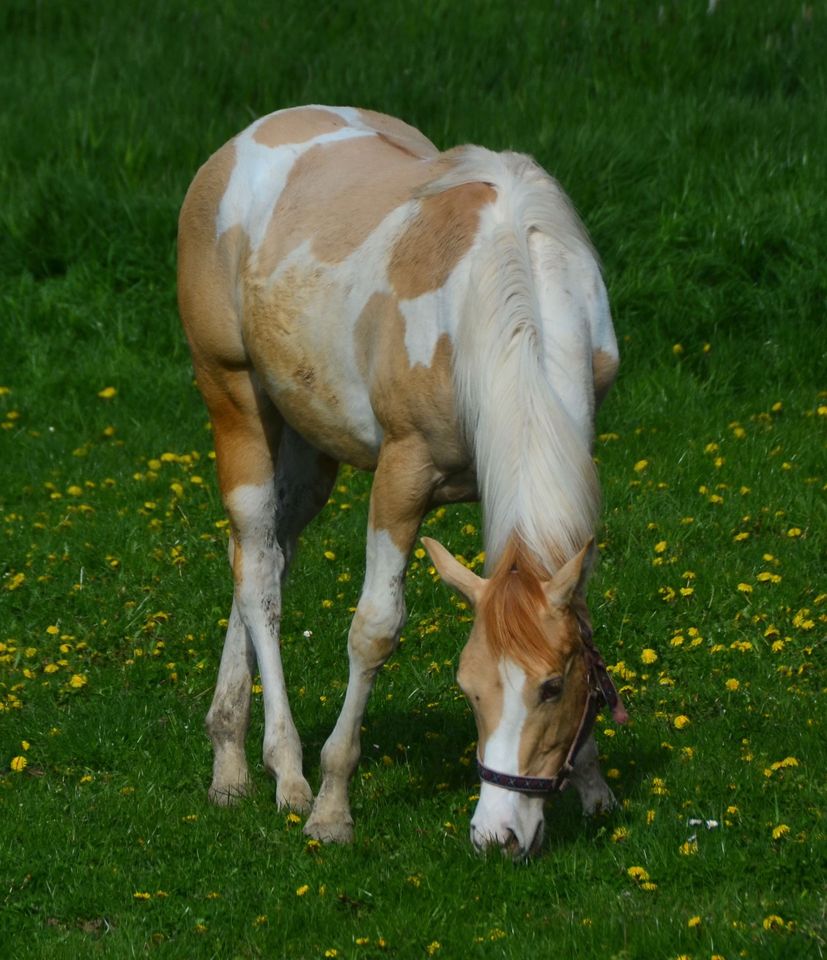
top-left (425, 146), bottom-right (602, 574)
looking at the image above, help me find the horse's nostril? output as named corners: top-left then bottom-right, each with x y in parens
top-left (501, 828), bottom-right (522, 857)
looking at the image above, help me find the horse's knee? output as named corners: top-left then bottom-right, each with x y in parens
top-left (348, 604), bottom-right (404, 671)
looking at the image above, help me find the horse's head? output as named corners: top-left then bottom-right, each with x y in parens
top-left (423, 535), bottom-right (603, 859)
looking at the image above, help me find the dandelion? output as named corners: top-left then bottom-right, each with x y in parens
top-left (737, 582), bottom-right (752, 594)
top-left (763, 915), bottom-right (785, 930)
top-left (97, 386), bottom-right (117, 399)
top-left (679, 839), bottom-right (698, 856)
top-left (687, 915), bottom-right (701, 928)
top-left (673, 715), bottom-right (690, 730)
top-left (69, 674), bottom-right (87, 689)
top-left (725, 678), bottom-right (740, 691)
top-left (10, 755), bottom-right (27, 772)
top-left (633, 459), bottom-right (649, 473)
top-left (296, 884), bottom-right (309, 896)
top-left (771, 824), bottom-right (790, 840)
top-left (627, 866), bottom-right (650, 882)
top-left (324, 951), bottom-right (338, 958)
top-left (786, 527), bottom-right (802, 538)
top-left (133, 891), bottom-right (151, 900)
top-left (426, 943), bottom-right (441, 956)
top-left (654, 540), bottom-right (667, 554)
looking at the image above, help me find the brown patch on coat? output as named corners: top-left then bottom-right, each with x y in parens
top-left (354, 291), bottom-right (471, 478)
top-left (357, 108), bottom-right (439, 158)
top-left (255, 135), bottom-right (443, 277)
top-left (197, 365), bottom-right (281, 499)
top-left (388, 181), bottom-right (496, 300)
top-left (178, 140), bottom-right (249, 369)
top-left (592, 347), bottom-right (619, 411)
top-left (252, 108), bottom-right (347, 148)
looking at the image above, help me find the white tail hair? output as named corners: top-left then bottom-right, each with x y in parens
top-left (432, 147), bottom-right (601, 572)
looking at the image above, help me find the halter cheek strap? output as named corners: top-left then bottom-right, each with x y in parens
top-left (476, 626), bottom-right (627, 796)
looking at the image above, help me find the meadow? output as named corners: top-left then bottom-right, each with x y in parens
top-left (0, 1), bottom-right (824, 957)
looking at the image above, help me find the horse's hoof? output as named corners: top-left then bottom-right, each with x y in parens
top-left (303, 814), bottom-right (355, 844)
top-left (208, 780), bottom-right (250, 806)
top-left (276, 777), bottom-right (314, 814)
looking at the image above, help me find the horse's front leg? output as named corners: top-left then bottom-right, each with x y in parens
top-left (569, 734), bottom-right (616, 815)
top-left (305, 438), bottom-right (433, 843)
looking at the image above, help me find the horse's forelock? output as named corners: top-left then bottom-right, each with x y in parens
top-left (480, 540), bottom-right (564, 673)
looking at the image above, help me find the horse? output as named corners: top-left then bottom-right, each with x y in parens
top-left (177, 105), bottom-right (626, 858)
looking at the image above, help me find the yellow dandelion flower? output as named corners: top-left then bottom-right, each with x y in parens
top-left (786, 527), bottom-right (802, 538)
top-left (633, 459), bottom-right (649, 473)
top-left (133, 891), bottom-right (151, 900)
top-left (426, 942), bottom-right (441, 956)
top-left (296, 884), bottom-right (309, 896)
top-left (10, 755), bottom-right (27, 773)
top-left (97, 386), bottom-right (117, 399)
top-left (679, 839), bottom-right (698, 856)
top-left (737, 582), bottom-right (752, 593)
top-left (627, 866), bottom-right (650, 882)
top-left (285, 812), bottom-right (301, 824)
top-left (763, 915), bottom-right (785, 930)
top-left (654, 540), bottom-right (667, 554)
top-left (69, 674), bottom-right (87, 689)
top-left (323, 550), bottom-right (336, 560)
top-left (687, 915), bottom-right (701, 927)
top-left (324, 951), bottom-right (338, 958)
top-left (611, 826), bottom-right (629, 843)
top-left (673, 715), bottom-right (690, 729)
top-left (641, 648), bottom-right (658, 664)
top-left (772, 824), bottom-right (790, 840)
top-left (725, 678), bottom-right (740, 691)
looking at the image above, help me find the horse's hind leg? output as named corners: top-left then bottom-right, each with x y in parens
top-left (206, 595), bottom-right (254, 804)
top-left (274, 425), bottom-right (339, 578)
top-left (201, 366), bottom-right (313, 813)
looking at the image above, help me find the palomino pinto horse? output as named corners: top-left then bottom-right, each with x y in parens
top-left (178, 106), bottom-right (626, 858)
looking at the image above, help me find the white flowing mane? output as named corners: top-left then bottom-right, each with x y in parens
top-left (423, 147), bottom-right (601, 573)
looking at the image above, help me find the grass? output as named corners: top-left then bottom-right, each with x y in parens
top-left (1, 0), bottom-right (825, 957)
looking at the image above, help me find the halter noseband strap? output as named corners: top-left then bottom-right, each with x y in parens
top-left (476, 621), bottom-right (628, 796)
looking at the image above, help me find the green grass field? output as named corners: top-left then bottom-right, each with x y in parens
top-left (1, 1), bottom-right (824, 957)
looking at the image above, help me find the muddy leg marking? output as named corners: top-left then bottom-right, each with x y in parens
top-left (206, 597), bottom-right (255, 803)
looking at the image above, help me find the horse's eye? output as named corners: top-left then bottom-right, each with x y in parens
top-left (539, 677), bottom-right (563, 702)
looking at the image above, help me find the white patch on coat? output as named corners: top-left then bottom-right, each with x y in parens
top-left (217, 109), bottom-right (373, 251)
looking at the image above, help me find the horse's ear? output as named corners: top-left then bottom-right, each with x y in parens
top-left (421, 537), bottom-right (486, 606)
top-left (545, 539), bottom-right (595, 609)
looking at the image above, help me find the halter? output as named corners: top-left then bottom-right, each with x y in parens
top-left (476, 619), bottom-right (628, 796)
